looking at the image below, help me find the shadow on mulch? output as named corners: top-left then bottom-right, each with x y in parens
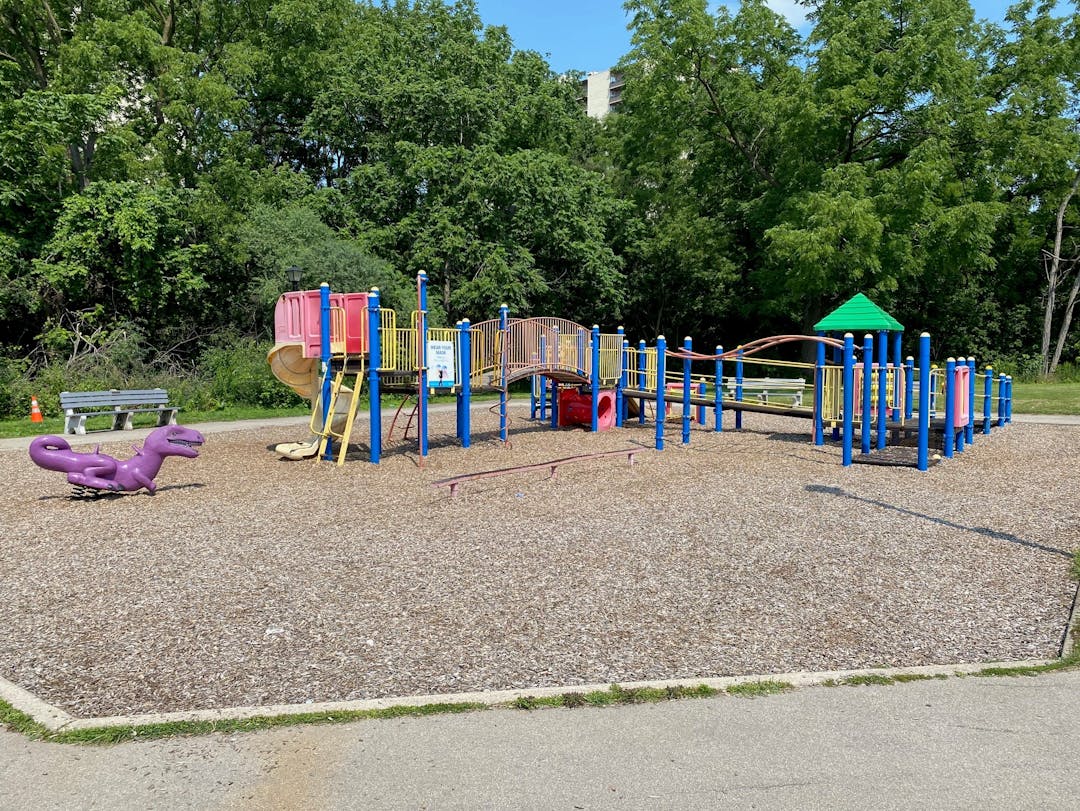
top-left (806, 484), bottom-right (1072, 559)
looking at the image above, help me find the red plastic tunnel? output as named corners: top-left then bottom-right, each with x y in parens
top-left (557, 389), bottom-right (616, 432)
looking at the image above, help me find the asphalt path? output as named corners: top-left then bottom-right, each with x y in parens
top-left (2, 671), bottom-right (1078, 810)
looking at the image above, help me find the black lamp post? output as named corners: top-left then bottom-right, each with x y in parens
top-left (286, 265), bottom-right (302, 292)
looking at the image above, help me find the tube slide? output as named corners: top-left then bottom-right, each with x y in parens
top-left (267, 343), bottom-right (354, 459)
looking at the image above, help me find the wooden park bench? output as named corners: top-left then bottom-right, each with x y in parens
top-left (725, 377), bottom-right (806, 407)
top-left (60, 389), bottom-right (179, 435)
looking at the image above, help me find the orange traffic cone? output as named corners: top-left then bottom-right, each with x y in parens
top-left (30, 395), bottom-right (43, 423)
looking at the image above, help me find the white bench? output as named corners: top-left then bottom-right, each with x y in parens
top-left (725, 377), bottom-right (805, 407)
top-left (60, 389), bottom-right (179, 435)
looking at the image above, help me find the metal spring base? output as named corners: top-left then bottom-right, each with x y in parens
top-left (70, 485), bottom-right (120, 499)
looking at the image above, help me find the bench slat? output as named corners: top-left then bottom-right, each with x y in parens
top-left (59, 389), bottom-right (178, 434)
top-left (723, 377), bottom-right (806, 407)
top-left (60, 389), bottom-right (170, 408)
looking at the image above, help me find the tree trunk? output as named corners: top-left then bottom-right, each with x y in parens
top-left (1040, 167), bottom-right (1080, 375)
top-left (1050, 255), bottom-right (1080, 373)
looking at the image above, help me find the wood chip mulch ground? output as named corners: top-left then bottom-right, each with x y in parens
top-left (1, 409), bottom-right (1077, 717)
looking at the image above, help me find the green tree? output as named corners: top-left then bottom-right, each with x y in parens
top-left (980, 0), bottom-right (1080, 374)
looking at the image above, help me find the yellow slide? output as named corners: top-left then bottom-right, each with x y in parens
top-left (267, 343), bottom-right (354, 459)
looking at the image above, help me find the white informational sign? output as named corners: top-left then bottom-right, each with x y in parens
top-left (427, 340), bottom-right (456, 388)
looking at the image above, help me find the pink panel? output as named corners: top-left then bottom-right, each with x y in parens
top-left (303, 291), bottom-right (322, 358)
top-left (274, 289), bottom-right (369, 358)
top-left (274, 293), bottom-right (304, 344)
top-left (953, 366), bottom-right (970, 427)
top-left (341, 293), bottom-right (369, 355)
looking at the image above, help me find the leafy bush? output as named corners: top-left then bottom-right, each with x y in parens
top-left (984, 353), bottom-right (1043, 382)
top-left (198, 336), bottom-right (304, 409)
top-left (1053, 362), bottom-right (1080, 383)
top-left (0, 355), bottom-right (33, 418)
top-left (0, 329), bottom-right (303, 419)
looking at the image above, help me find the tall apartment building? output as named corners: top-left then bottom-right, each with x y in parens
top-left (579, 69), bottom-right (625, 119)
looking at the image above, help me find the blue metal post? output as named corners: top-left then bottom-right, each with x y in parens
top-left (459, 319), bottom-right (471, 448)
top-left (905, 356), bottom-right (915, 421)
top-left (735, 348), bottom-right (744, 430)
top-left (842, 334), bottom-right (854, 466)
top-left (697, 379), bottom-right (706, 426)
top-left (655, 336), bottom-right (666, 450)
top-left (917, 333), bottom-right (930, 471)
top-left (714, 345), bottom-right (723, 433)
top-left (590, 325), bottom-right (600, 432)
top-left (538, 335), bottom-right (548, 422)
top-left (418, 272), bottom-right (429, 459)
top-left (367, 288), bottom-right (382, 464)
top-left (616, 327), bottom-right (626, 428)
top-left (891, 332), bottom-right (902, 421)
top-left (965, 357), bottom-right (976, 445)
top-left (983, 366), bottom-right (993, 435)
top-left (681, 336), bottom-right (692, 444)
top-left (319, 283), bottom-right (333, 460)
top-left (1006, 376), bottom-right (1013, 424)
top-left (814, 332), bottom-right (825, 446)
top-left (876, 330), bottom-right (887, 450)
top-left (944, 357), bottom-right (956, 459)
top-left (499, 304), bottom-right (509, 443)
top-left (861, 334), bottom-right (873, 455)
top-left (637, 339), bottom-right (647, 425)
top-left (550, 380), bottom-right (559, 430)
top-left (997, 372), bottom-right (1006, 427)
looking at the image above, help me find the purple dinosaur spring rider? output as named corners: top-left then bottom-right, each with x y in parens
top-left (29, 425), bottom-right (205, 496)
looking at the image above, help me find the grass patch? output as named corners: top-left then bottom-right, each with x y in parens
top-left (842, 674), bottom-right (896, 686)
top-left (1071, 548), bottom-right (1080, 583)
top-left (726, 680), bottom-right (793, 697)
top-left (0, 699), bottom-right (51, 739)
top-left (891, 673), bottom-right (949, 683)
top-left (509, 684), bottom-right (721, 711)
top-left (511, 695), bottom-right (566, 710)
top-left (1011, 382), bottom-right (1080, 416)
top-left (973, 637), bottom-right (1080, 678)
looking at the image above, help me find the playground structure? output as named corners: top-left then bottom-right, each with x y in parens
top-left (269, 280), bottom-right (1013, 471)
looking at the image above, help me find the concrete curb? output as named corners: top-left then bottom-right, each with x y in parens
top-left (1, 658), bottom-right (1066, 735)
top-left (0, 675), bottom-right (75, 729)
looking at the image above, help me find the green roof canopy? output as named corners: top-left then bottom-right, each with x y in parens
top-left (813, 293), bottom-right (904, 332)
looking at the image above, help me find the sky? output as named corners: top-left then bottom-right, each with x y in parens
top-left (472, 0), bottom-right (1023, 74)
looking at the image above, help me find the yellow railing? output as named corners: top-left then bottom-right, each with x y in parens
top-left (376, 309), bottom-right (399, 372)
top-left (328, 306), bottom-right (347, 355)
top-left (821, 365), bottom-right (844, 422)
top-left (822, 363), bottom-right (913, 425)
top-left (598, 333), bottom-right (623, 386)
top-left (624, 346), bottom-right (658, 392)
